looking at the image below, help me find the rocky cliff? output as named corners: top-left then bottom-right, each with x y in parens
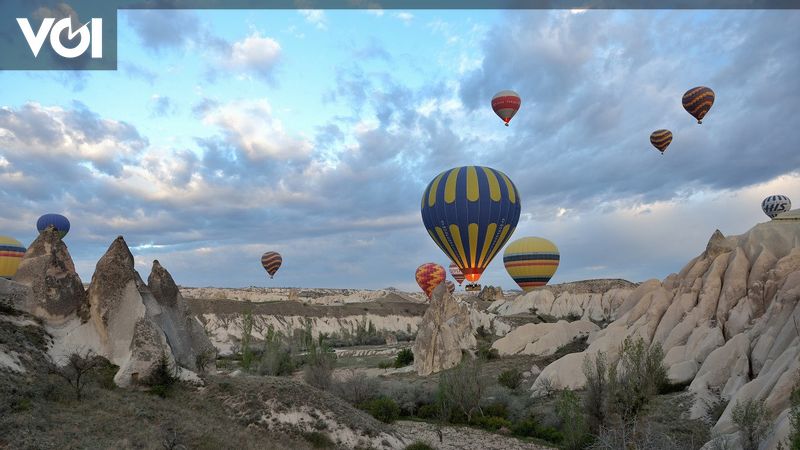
top-left (413, 283), bottom-right (476, 376)
top-left (527, 219), bottom-right (800, 449)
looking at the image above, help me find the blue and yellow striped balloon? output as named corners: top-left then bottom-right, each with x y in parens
top-left (0, 236), bottom-right (26, 279)
top-left (421, 166), bottom-right (521, 284)
top-left (503, 237), bottom-right (560, 292)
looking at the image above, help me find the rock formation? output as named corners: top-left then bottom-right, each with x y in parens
top-left (478, 285), bottom-right (504, 301)
top-left (12, 227), bottom-right (88, 323)
top-left (488, 279), bottom-right (636, 322)
top-left (492, 320), bottom-right (599, 356)
top-left (528, 219), bottom-right (800, 449)
top-left (413, 283), bottom-right (476, 376)
top-left (147, 260), bottom-right (216, 371)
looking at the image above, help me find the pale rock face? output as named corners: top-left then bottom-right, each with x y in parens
top-left (181, 286), bottom-right (426, 305)
top-left (412, 283), bottom-right (476, 376)
top-left (488, 279), bottom-right (636, 323)
top-left (147, 260), bottom-right (216, 372)
top-left (12, 227), bottom-right (87, 323)
top-left (527, 221), bottom-right (800, 450)
top-left (491, 320), bottom-right (598, 357)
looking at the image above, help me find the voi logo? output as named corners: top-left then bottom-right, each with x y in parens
top-left (16, 17), bottom-right (102, 59)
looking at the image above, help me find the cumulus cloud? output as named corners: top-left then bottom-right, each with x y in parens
top-left (299, 10), bottom-right (327, 29)
top-left (125, 10), bottom-right (202, 52)
top-left (218, 32), bottom-right (282, 82)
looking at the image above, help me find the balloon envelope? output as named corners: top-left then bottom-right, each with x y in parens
top-left (261, 251), bottom-right (282, 278)
top-left (491, 90), bottom-right (521, 126)
top-left (449, 262), bottom-right (465, 285)
top-left (421, 166), bottom-right (521, 284)
top-left (36, 213), bottom-right (70, 238)
top-left (503, 237), bottom-right (560, 292)
top-left (682, 86), bottom-right (715, 124)
top-left (762, 195), bottom-right (791, 219)
top-left (650, 129), bottom-right (673, 154)
top-left (0, 236), bottom-right (26, 279)
top-left (416, 263), bottom-right (446, 299)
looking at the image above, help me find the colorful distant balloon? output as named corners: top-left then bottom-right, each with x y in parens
top-left (0, 236), bottom-right (26, 279)
top-left (416, 262), bottom-right (446, 299)
top-left (36, 213), bottom-right (70, 238)
top-left (503, 237), bottom-right (560, 292)
top-left (762, 195), bottom-right (792, 219)
top-left (421, 166), bottom-right (521, 289)
top-left (445, 280), bottom-right (455, 294)
top-left (682, 86), bottom-right (715, 124)
top-left (650, 129), bottom-right (673, 155)
top-left (261, 251), bottom-right (282, 279)
top-left (491, 90), bottom-right (521, 127)
top-left (449, 262), bottom-right (465, 285)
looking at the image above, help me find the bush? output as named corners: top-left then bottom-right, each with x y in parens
top-left (583, 352), bottom-right (608, 433)
top-left (377, 359), bottom-right (394, 369)
top-left (416, 404), bottom-right (440, 419)
top-left (47, 349), bottom-right (104, 401)
top-left (607, 336), bottom-right (668, 421)
top-left (788, 379), bottom-right (800, 450)
top-left (394, 348), bottom-right (414, 368)
top-left (511, 415), bottom-right (562, 443)
top-left (477, 342), bottom-right (499, 361)
top-left (482, 401), bottom-right (508, 420)
top-left (556, 390), bottom-right (590, 450)
top-left (404, 443), bottom-right (435, 450)
top-left (332, 371), bottom-right (379, 405)
top-left (142, 351), bottom-right (179, 398)
top-left (258, 327), bottom-right (296, 376)
top-left (472, 415), bottom-right (512, 431)
top-left (303, 431), bottom-right (335, 448)
top-left (497, 368), bottom-right (522, 390)
top-left (438, 356), bottom-right (487, 423)
top-left (361, 397), bottom-right (400, 423)
top-left (303, 336), bottom-right (335, 390)
top-left (731, 398), bottom-right (770, 450)
top-left (381, 380), bottom-right (436, 417)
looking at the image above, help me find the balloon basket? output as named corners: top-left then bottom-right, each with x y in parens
top-left (465, 283), bottom-right (481, 292)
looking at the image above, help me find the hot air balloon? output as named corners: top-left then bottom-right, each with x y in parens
top-left (261, 251), bottom-right (282, 279)
top-left (449, 262), bottom-right (465, 285)
top-left (491, 90), bottom-right (521, 126)
top-left (421, 166), bottom-right (521, 292)
top-left (416, 262), bottom-right (446, 299)
top-left (503, 237), bottom-right (560, 292)
top-left (445, 280), bottom-right (455, 294)
top-left (36, 213), bottom-right (70, 238)
top-left (682, 86), bottom-right (715, 124)
top-left (650, 129), bottom-right (673, 155)
top-left (762, 195), bottom-right (792, 219)
top-left (0, 236), bottom-right (26, 279)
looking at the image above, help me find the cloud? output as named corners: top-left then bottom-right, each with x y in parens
top-left (148, 95), bottom-right (175, 117)
top-left (219, 32), bottom-right (282, 82)
top-left (200, 99), bottom-right (311, 161)
top-left (299, 10), bottom-right (327, 30)
top-left (394, 12), bottom-right (413, 24)
top-left (125, 10), bottom-right (201, 52)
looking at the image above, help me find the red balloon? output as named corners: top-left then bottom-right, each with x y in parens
top-left (416, 263), bottom-right (446, 300)
top-left (491, 90), bottom-right (521, 126)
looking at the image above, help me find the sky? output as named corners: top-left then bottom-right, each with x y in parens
top-left (1, 8), bottom-right (799, 291)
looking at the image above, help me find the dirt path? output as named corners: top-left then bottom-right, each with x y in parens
top-left (395, 420), bottom-right (555, 450)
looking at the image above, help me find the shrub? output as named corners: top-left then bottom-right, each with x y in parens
top-left (47, 349), bottom-right (104, 401)
top-left (583, 352), bottom-right (608, 433)
top-left (705, 397), bottom-right (730, 424)
top-left (303, 337), bottom-right (335, 390)
top-left (239, 310), bottom-right (255, 370)
top-left (497, 368), bottom-right (522, 390)
top-left (195, 349), bottom-right (216, 374)
top-left (404, 443), bottom-right (435, 450)
top-left (511, 415), bottom-right (562, 443)
top-left (607, 336), bottom-right (668, 421)
top-left (788, 378), bottom-right (800, 450)
top-left (482, 401), bottom-right (509, 420)
top-left (142, 351), bottom-right (179, 398)
top-left (381, 380), bottom-right (435, 417)
top-left (394, 348), bottom-right (414, 368)
top-left (303, 431), bottom-right (335, 448)
top-left (472, 415), bottom-right (512, 431)
top-left (477, 342), bottom-right (499, 361)
top-left (377, 359), bottom-right (394, 369)
top-left (731, 398), bottom-right (770, 450)
top-left (332, 371), bottom-right (379, 405)
top-left (438, 356), bottom-right (487, 423)
top-left (556, 390), bottom-right (590, 450)
top-left (361, 397), bottom-right (400, 423)
top-left (417, 404), bottom-right (439, 419)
